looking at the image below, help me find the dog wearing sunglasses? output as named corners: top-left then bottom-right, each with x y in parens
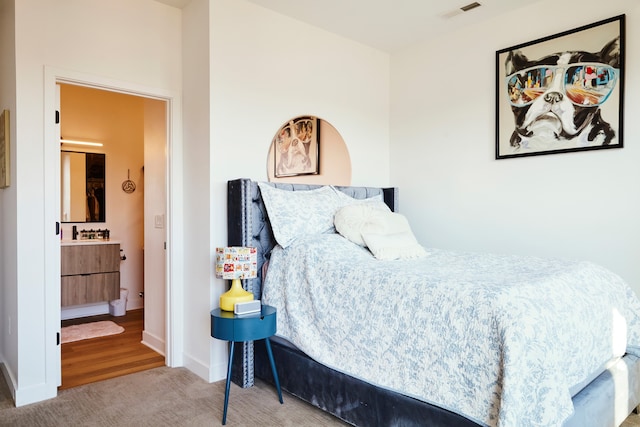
top-left (504, 36), bottom-right (620, 151)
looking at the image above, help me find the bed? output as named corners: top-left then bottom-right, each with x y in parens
top-left (226, 178), bottom-right (640, 427)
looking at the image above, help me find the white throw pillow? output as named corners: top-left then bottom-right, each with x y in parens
top-left (334, 201), bottom-right (392, 246)
top-left (360, 212), bottom-right (428, 260)
top-left (258, 183), bottom-right (342, 248)
top-left (362, 230), bottom-right (429, 260)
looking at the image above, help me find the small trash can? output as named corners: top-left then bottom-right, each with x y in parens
top-left (109, 288), bottom-right (128, 317)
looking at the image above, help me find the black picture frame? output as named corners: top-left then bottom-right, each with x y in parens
top-left (496, 15), bottom-right (625, 159)
top-left (0, 109), bottom-right (9, 188)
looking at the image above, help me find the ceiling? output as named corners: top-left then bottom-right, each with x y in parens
top-left (155, 0), bottom-right (542, 53)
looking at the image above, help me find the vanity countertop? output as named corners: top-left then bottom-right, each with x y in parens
top-left (61, 239), bottom-right (120, 246)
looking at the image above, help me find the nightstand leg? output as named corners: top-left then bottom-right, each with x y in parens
top-left (264, 337), bottom-right (283, 404)
top-left (222, 341), bottom-right (235, 425)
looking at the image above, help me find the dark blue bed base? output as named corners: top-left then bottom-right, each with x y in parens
top-left (227, 178), bottom-right (640, 427)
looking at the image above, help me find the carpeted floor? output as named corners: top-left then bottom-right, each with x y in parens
top-left (625, 412), bottom-right (640, 427)
top-left (0, 366), bottom-right (348, 426)
top-left (2, 366), bottom-right (640, 426)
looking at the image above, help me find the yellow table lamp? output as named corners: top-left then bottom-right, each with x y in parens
top-left (215, 247), bottom-right (257, 311)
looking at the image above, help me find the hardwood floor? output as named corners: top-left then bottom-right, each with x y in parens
top-left (60, 308), bottom-right (165, 390)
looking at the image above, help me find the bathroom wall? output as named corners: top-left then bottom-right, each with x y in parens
top-left (142, 97), bottom-right (167, 353)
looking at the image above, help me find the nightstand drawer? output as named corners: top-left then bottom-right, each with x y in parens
top-left (211, 305), bottom-right (276, 342)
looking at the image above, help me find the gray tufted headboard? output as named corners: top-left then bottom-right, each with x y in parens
top-left (226, 178), bottom-right (398, 387)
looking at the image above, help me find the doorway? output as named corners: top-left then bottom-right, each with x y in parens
top-left (55, 80), bottom-right (170, 387)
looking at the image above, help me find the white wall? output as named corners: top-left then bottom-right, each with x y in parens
top-left (181, 0), bottom-right (213, 380)
top-left (5, 0), bottom-right (181, 406)
top-left (2, 0), bottom-right (392, 401)
top-left (390, 0), bottom-right (640, 295)
top-left (202, 0), bottom-right (392, 381)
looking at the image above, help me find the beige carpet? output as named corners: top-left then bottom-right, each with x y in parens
top-left (1, 365), bottom-right (640, 426)
top-left (61, 321), bottom-right (124, 343)
top-left (0, 366), bottom-right (348, 426)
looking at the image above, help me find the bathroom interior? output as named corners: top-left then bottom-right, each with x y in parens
top-left (58, 83), bottom-right (168, 387)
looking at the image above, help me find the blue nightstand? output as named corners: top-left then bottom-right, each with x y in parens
top-left (210, 304), bottom-right (283, 425)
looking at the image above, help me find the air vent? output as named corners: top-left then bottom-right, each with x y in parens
top-left (442, 2), bottom-right (482, 19)
top-left (461, 2), bottom-right (481, 12)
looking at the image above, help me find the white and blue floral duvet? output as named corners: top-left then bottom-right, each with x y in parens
top-left (262, 234), bottom-right (640, 427)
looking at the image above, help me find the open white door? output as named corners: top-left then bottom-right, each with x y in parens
top-left (43, 76), bottom-right (63, 390)
top-left (54, 83), bottom-right (62, 386)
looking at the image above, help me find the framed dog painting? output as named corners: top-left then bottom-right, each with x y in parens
top-left (496, 15), bottom-right (625, 159)
top-left (273, 116), bottom-right (320, 177)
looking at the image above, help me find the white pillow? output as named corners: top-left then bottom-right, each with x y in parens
top-left (334, 201), bottom-right (392, 246)
top-left (362, 230), bottom-right (429, 260)
top-left (360, 212), bottom-right (428, 260)
top-left (258, 183), bottom-right (342, 248)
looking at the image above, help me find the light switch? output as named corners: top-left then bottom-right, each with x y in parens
top-left (154, 214), bottom-right (165, 229)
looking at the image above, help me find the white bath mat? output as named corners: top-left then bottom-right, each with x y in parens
top-left (61, 320), bottom-right (125, 343)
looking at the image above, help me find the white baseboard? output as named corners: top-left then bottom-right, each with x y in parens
top-left (61, 303), bottom-right (109, 320)
top-left (1, 362), bottom-right (56, 407)
top-left (209, 360), bottom-right (227, 383)
top-left (183, 352), bottom-right (223, 383)
top-left (141, 330), bottom-right (165, 356)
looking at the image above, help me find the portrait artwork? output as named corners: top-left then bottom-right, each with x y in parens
top-left (496, 15), bottom-right (624, 159)
top-left (274, 116), bottom-right (319, 177)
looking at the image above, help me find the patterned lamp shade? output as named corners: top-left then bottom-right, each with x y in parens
top-left (215, 247), bottom-right (257, 311)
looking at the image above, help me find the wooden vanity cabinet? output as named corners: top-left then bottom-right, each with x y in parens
top-left (61, 243), bottom-right (120, 307)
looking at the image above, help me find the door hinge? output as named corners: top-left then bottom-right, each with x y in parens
top-left (57, 332), bottom-right (60, 346)
top-left (55, 110), bottom-right (60, 124)
top-left (56, 221), bottom-right (60, 236)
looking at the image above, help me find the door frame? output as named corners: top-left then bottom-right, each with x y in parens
top-left (43, 67), bottom-right (184, 390)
